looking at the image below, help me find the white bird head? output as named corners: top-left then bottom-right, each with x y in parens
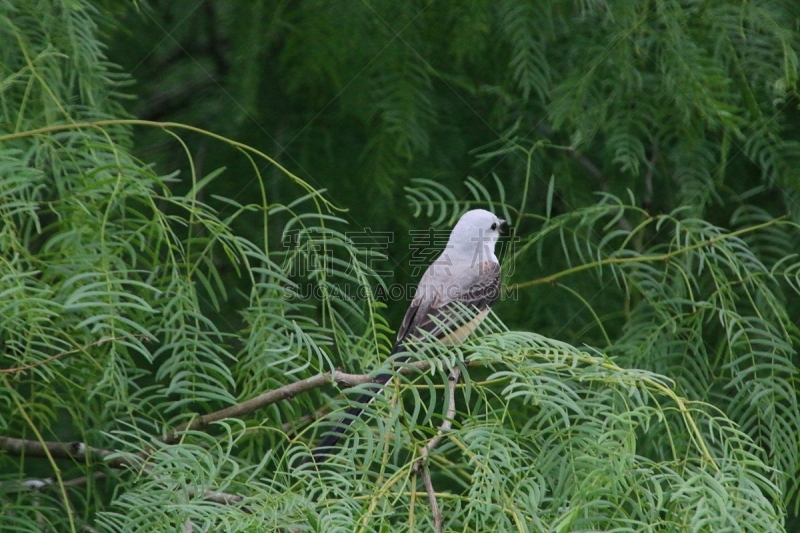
top-left (446, 209), bottom-right (508, 262)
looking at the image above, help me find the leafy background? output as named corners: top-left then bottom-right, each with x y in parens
top-left (1, 0), bottom-right (799, 531)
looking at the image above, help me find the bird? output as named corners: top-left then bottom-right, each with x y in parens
top-left (311, 209), bottom-right (507, 462)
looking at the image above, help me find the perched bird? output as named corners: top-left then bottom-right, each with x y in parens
top-left (312, 209), bottom-right (507, 461)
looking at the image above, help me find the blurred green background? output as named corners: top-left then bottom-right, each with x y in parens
top-left (104, 1), bottom-right (800, 341)
top-left (2, 1), bottom-right (800, 529)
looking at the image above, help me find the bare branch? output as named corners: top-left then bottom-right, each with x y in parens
top-left (1, 336), bottom-right (145, 375)
top-left (12, 472), bottom-right (106, 493)
top-left (643, 143), bottom-right (658, 211)
top-left (162, 358), bottom-right (437, 444)
top-left (2, 357), bottom-right (453, 511)
top-left (2, 358), bottom-right (442, 461)
top-left (200, 489), bottom-right (244, 505)
top-left (415, 366), bottom-right (461, 464)
top-left (412, 365), bottom-right (461, 533)
top-left (419, 465), bottom-right (442, 533)
top-left (0, 436), bottom-right (141, 470)
top-left (2, 440), bottom-right (245, 506)
top-left (537, 124), bottom-right (604, 182)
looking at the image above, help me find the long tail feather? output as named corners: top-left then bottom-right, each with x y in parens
top-left (310, 373), bottom-right (393, 462)
top-left (309, 348), bottom-right (408, 463)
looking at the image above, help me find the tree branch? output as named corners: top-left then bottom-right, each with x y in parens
top-left (0, 436), bottom-right (141, 470)
top-left (509, 216), bottom-right (786, 291)
top-left (2, 358), bottom-right (442, 459)
top-left (643, 142), bottom-right (658, 211)
top-left (537, 124), bottom-right (604, 181)
top-left (1, 439), bottom-right (245, 505)
top-left (415, 366), bottom-right (461, 465)
top-left (412, 365), bottom-right (461, 533)
top-left (537, 123), bottom-right (633, 231)
top-left (1, 358), bottom-right (450, 509)
top-left (419, 466), bottom-right (442, 533)
top-left (1, 336), bottom-right (144, 375)
top-left (162, 358), bottom-right (437, 443)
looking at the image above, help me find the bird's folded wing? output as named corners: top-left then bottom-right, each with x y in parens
top-left (395, 261), bottom-right (501, 347)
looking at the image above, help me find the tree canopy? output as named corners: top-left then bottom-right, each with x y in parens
top-left (1, 1), bottom-right (799, 531)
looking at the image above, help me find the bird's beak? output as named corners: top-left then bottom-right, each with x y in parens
top-left (498, 219), bottom-right (510, 233)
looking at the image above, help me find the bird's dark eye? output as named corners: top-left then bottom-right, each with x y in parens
top-left (490, 222), bottom-right (497, 231)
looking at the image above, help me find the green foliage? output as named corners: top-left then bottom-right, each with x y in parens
top-left (2, 0), bottom-right (800, 532)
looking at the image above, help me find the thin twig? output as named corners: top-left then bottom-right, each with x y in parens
top-left (65, 472), bottom-right (106, 488)
top-left (1, 336), bottom-right (144, 375)
top-left (0, 439), bottom-right (245, 505)
top-left (5, 472), bottom-right (105, 493)
top-left (419, 466), bottom-right (442, 533)
top-left (537, 123), bottom-right (633, 231)
top-left (415, 366), bottom-right (461, 465)
top-left (537, 124), bottom-right (604, 181)
top-left (412, 366), bottom-right (461, 533)
top-left (510, 216), bottom-right (786, 291)
top-left (0, 437), bottom-right (142, 469)
top-left (200, 489), bottom-right (244, 505)
top-left (643, 143), bottom-right (657, 211)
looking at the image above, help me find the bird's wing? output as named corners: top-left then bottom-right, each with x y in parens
top-left (394, 261), bottom-right (501, 348)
